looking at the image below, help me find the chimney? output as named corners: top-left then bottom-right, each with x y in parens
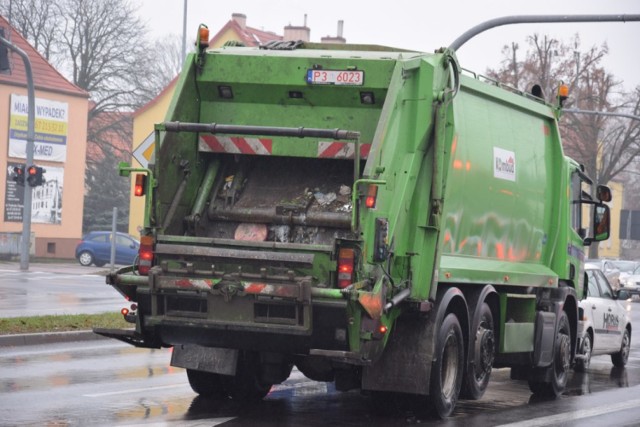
top-left (283, 14), bottom-right (310, 42)
top-left (321, 20), bottom-right (346, 44)
top-left (232, 13), bottom-right (247, 30)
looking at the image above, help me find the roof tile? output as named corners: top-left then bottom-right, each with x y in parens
top-left (0, 15), bottom-right (88, 98)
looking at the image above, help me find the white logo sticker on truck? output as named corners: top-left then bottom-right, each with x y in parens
top-left (494, 147), bottom-right (516, 182)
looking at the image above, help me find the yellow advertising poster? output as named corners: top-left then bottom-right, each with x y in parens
top-left (7, 94), bottom-right (69, 162)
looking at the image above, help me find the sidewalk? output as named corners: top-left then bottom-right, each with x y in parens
top-left (0, 330), bottom-right (108, 347)
top-left (0, 259), bottom-right (111, 275)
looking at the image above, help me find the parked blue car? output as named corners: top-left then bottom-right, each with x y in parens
top-left (75, 231), bottom-right (139, 267)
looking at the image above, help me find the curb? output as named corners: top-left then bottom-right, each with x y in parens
top-left (0, 330), bottom-right (108, 347)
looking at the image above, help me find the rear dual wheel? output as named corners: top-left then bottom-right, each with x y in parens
top-left (430, 313), bottom-right (464, 418)
top-left (186, 351), bottom-right (272, 400)
top-left (461, 303), bottom-right (495, 400)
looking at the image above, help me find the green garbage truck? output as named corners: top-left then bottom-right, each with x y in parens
top-left (96, 25), bottom-right (612, 418)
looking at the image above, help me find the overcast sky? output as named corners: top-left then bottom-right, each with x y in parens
top-left (138, 0), bottom-right (640, 90)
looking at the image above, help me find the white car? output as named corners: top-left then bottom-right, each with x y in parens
top-left (586, 259), bottom-right (621, 289)
top-left (575, 264), bottom-right (632, 371)
top-left (619, 263), bottom-right (640, 297)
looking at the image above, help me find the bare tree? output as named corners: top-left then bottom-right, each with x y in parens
top-left (488, 34), bottom-right (640, 186)
top-left (144, 34), bottom-right (185, 96)
top-left (58, 0), bottom-right (155, 116)
top-left (0, 0), bottom-right (62, 63)
top-left (2, 0), bottom-right (175, 231)
top-left (488, 34), bottom-right (640, 257)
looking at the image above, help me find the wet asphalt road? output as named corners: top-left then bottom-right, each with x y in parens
top-left (1, 262), bottom-right (640, 425)
top-left (0, 261), bottom-right (124, 317)
top-left (1, 336), bottom-right (639, 426)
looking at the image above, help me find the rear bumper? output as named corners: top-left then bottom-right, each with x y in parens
top-left (105, 266), bottom-right (353, 354)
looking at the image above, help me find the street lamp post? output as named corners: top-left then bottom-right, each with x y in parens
top-left (182, 0), bottom-right (187, 66)
top-left (0, 33), bottom-right (36, 271)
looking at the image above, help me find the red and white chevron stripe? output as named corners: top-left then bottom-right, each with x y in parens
top-left (318, 141), bottom-right (371, 158)
top-left (199, 135), bottom-right (273, 155)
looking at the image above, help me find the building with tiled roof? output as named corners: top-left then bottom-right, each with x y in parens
top-left (211, 13), bottom-right (284, 47)
top-left (0, 14), bottom-right (89, 259)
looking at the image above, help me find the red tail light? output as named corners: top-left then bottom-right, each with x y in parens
top-left (134, 174), bottom-right (146, 197)
top-left (365, 185), bottom-right (378, 209)
top-left (138, 235), bottom-right (154, 275)
top-left (337, 248), bottom-right (355, 289)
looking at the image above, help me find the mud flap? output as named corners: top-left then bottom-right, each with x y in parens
top-left (171, 344), bottom-right (239, 376)
top-left (361, 314), bottom-right (436, 395)
top-left (533, 311), bottom-right (556, 367)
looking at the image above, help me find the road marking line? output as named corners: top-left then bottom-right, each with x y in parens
top-left (496, 398), bottom-right (640, 427)
top-left (83, 383), bottom-right (190, 397)
top-left (122, 417), bottom-right (235, 426)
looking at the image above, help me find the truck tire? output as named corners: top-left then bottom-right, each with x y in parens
top-left (225, 351), bottom-right (273, 400)
top-left (574, 332), bottom-right (592, 372)
top-left (611, 328), bottom-right (630, 367)
top-left (461, 303), bottom-right (494, 399)
top-left (429, 313), bottom-right (464, 419)
top-left (528, 310), bottom-right (571, 397)
top-left (186, 369), bottom-right (228, 399)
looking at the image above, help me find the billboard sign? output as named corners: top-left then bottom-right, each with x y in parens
top-left (7, 94), bottom-right (69, 162)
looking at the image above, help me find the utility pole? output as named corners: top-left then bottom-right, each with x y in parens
top-left (0, 32), bottom-right (36, 271)
top-left (182, 0), bottom-right (188, 66)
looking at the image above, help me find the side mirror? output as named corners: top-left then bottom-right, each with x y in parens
top-left (593, 204), bottom-right (610, 241)
top-left (617, 289), bottom-right (631, 301)
top-left (585, 204), bottom-right (610, 245)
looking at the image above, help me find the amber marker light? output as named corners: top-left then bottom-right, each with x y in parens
top-left (558, 84), bottom-right (569, 98)
top-left (198, 24), bottom-right (210, 48)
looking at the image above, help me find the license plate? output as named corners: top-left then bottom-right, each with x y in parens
top-left (306, 69), bottom-right (364, 86)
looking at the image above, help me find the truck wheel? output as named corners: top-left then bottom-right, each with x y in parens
top-left (78, 251), bottom-right (94, 266)
top-left (611, 328), bottom-right (630, 367)
top-left (462, 303), bottom-right (494, 400)
top-left (226, 351), bottom-right (273, 400)
top-left (575, 333), bottom-right (592, 372)
top-left (186, 369), bottom-right (228, 399)
top-left (528, 310), bottom-right (571, 397)
top-left (429, 313), bottom-right (464, 419)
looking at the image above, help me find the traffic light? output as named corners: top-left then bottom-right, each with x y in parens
top-left (134, 173), bottom-right (146, 196)
top-left (11, 164), bottom-right (25, 186)
top-left (26, 165), bottom-right (45, 187)
top-left (0, 28), bottom-right (10, 73)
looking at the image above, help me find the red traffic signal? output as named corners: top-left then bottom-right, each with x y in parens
top-left (26, 165), bottom-right (45, 187)
top-left (11, 164), bottom-right (25, 186)
top-left (134, 173), bottom-right (146, 197)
